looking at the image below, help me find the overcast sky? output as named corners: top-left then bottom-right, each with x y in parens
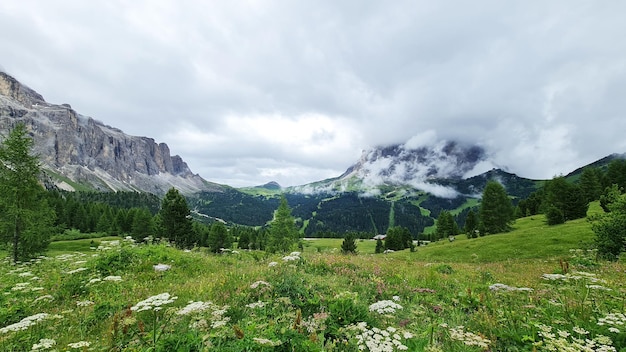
top-left (2, 1), bottom-right (626, 187)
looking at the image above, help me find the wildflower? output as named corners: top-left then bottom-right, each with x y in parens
top-left (76, 300), bottom-right (94, 307)
top-left (448, 326), bottom-right (491, 349)
top-left (250, 280), bottom-right (271, 289)
top-left (0, 313), bottom-right (49, 333)
top-left (31, 338), bottom-right (56, 350)
top-left (253, 337), bottom-right (282, 346)
top-left (369, 300), bottom-right (403, 314)
top-left (12, 282), bottom-right (31, 291)
top-left (489, 283), bottom-right (534, 292)
top-left (587, 284), bottom-right (612, 291)
top-left (67, 341), bottom-right (90, 349)
top-left (245, 301), bottom-right (266, 309)
top-left (392, 295), bottom-right (400, 301)
top-left (33, 295), bottom-right (54, 303)
top-left (87, 278), bottom-right (102, 284)
top-left (103, 275), bottom-right (122, 282)
top-left (131, 293), bottom-right (177, 312)
top-left (268, 261), bottom-right (278, 267)
top-left (18, 271), bottom-right (34, 277)
top-left (350, 323), bottom-right (410, 351)
top-left (282, 254), bottom-right (300, 262)
top-left (177, 301), bottom-right (213, 315)
top-left (153, 263), bottom-right (171, 272)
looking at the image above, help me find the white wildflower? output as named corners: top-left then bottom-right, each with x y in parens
top-left (103, 275), bottom-right (122, 282)
top-left (0, 313), bottom-right (49, 334)
top-left (250, 280), bottom-right (271, 289)
top-left (268, 261), bottom-right (278, 267)
top-left (253, 337), bottom-right (282, 346)
top-left (369, 300), bottom-right (403, 314)
top-left (177, 301), bottom-right (213, 316)
top-left (67, 341), bottom-right (90, 349)
top-left (66, 267), bottom-right (88, 274)
top-left (31, 338), bottom-right (56, 350)
top-left (76, 300), bottom-right (94, 307)
top-left (449, 326), bottom-right (491, 349)
top-left (131, 293), bottom-right (177, 312)
top-left (245, 301), bottom-right (267, 309)
top-left (33, 295), bottom-right (54, 303)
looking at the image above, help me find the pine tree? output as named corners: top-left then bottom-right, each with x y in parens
top-left (0, 123), bottom-right (55, 262)
top-left (464, 209), bottom-right (478, 238)
top-left (131, 208), bottom-right (155, 241)
top-left (267, 195), bottom-right (298, 253)
top-left (375, 238), bottom-right (384, 253)
top-left (579, 167), bottom-right (602, 202)
top-left (158, 188), bottom-right (194, 248)
top-left (207, 222), bottom-right (233, 253)
top-left (341, 232), bottom-right (358, 254)
top-left (479, 181), bottom-right (514, 234)
top-left (435, 211), bottom-right (458, 240)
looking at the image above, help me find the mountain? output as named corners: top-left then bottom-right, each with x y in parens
top-left (291, 141), bottom-right (500, 198)
top-left (190, 142), bottom-right (540, 235)
top-left (0, 71), bottom-right (222, 195)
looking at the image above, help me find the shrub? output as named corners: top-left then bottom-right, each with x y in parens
top-left (546, 206), bottom-right (565, 225)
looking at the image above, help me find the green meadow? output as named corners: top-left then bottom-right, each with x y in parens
top-left (1, 202), bottom-right (625, 351)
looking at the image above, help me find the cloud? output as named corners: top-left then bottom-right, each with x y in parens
top-left (1, 1), bottom-right (626, 187)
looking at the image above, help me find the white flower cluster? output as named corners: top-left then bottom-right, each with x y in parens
top-left (253, 337), bottom-right (282, 346)
top-left (542, 271), bottom-right (606, 283)
top-left (268, 261), bottom-right (278, 267)
top-left (67, 341), bottom-right (91, 349)
top-left (131, 293), bottom-right (178, 312)
top-left (282, 252), bottom-right (301, 262)
top-left (66, 267), bottom-right (88, 274)
top-left (250, 280), bottom-right (271, 289)
top-left (369, 300), bottom-right (403, 314)
top-left (489, 283), bottom-right (534, 292)
top-left (31, 338), bottom-right (56, 350)
top-left (352, 322), bottom-right (410, 351)
top-left (177, 301), bottom-right (213, 316)
top-left (210, 305), bottom-right (231, 328)
top-left (245, 301), bottom-right (266, 309)
top-left (598, 312), bottom-right (626, 334)
top-left (534, 324), bottom-right (616, 352)
top-left (448, 325), bottom-right (491, 349)
top-left (97, 240), bottom-right (120, 251)
top-left (0, 313), bottom-right (49, 334)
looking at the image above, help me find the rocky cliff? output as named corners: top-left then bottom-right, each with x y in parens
top-left (0, 71), bottom-right (220, 195)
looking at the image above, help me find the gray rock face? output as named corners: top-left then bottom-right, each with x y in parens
top-left (0, 71), bottom-right (219, 195)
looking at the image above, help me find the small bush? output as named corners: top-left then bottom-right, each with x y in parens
top-left (546, 206), bottom-right (565, 225)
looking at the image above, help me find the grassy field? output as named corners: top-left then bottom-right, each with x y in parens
top-left (1, 203), bottom-right (625, 351)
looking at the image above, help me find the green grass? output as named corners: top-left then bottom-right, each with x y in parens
top-left (2, 202), bottom-right (625, 351)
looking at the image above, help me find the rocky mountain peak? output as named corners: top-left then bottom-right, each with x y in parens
top-left (0, 71), bottom-right (219, 195)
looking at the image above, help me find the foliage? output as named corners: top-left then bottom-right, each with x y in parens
top-left (479, 181), bottom-right (514, 234)
top-left (0, 123), bottom-right (55, 262)
top-left (592, 194), bottom-right (626, 260)
top-left (545, 205), bottom-right (565, 225)
top-left (267, 195), bottom-right (299, 253)
top-left (374, 238), bottom-right (384, 254)
top-left (600, 184), bottom-right (623, 213)
top-left (1, 225), bottom-right (624, 351)
top-left (384, 226), bottom-right (412, 251)
top-left (435, 210), bottom-right (459, 240)
top-left (158, 188), bottom-right (195, 249)
top-left (542, 176), bottom-right (588, 221)
top-left (341, 232), bottom-right (358, 254)
top-left (579, 167), bottom-right (603, 202)
top-left (464, 209), bottom-right (478, 238)
top-left (207, 222), bottom-right (233, 253)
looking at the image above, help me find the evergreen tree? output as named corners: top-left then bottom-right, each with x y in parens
top-left (158, 188), bottom-right (194, 248)
top-left (464, 209), bottom-right (478, 238)
top-left (542, 176), bottom-right (588, 221)
top-left (341, 232), bottom-right (358, 254)
top-left (267, 195), bottom-right (298, 253)
top-left (385, 226), bottom-right (411, 251)
top-left (0, 123), bottom-right (55, 262)
top-left (600, 184), bottom-right (623, 213)
top-left (593, 193), bottom-right (626, 260)
top-left (207, 222), bottom-right (233, 253)
top-left (237, 228), bottom-right (251, 249)
top-left (546, 205), bottom-right (565, 225)
top-left (579, 167), bottom-right (603, 202)
top-left (375, 238), bottom-right (384, 253)
top-left (479, 181), bottom-right (514, 234)
top-left (131, 208), bottom-right (155, 241)
top-left (435, 211), bottom-right (458, 240)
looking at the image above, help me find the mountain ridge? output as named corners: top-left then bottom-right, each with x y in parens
top-left (0, 71), bottom-right (222, 195)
